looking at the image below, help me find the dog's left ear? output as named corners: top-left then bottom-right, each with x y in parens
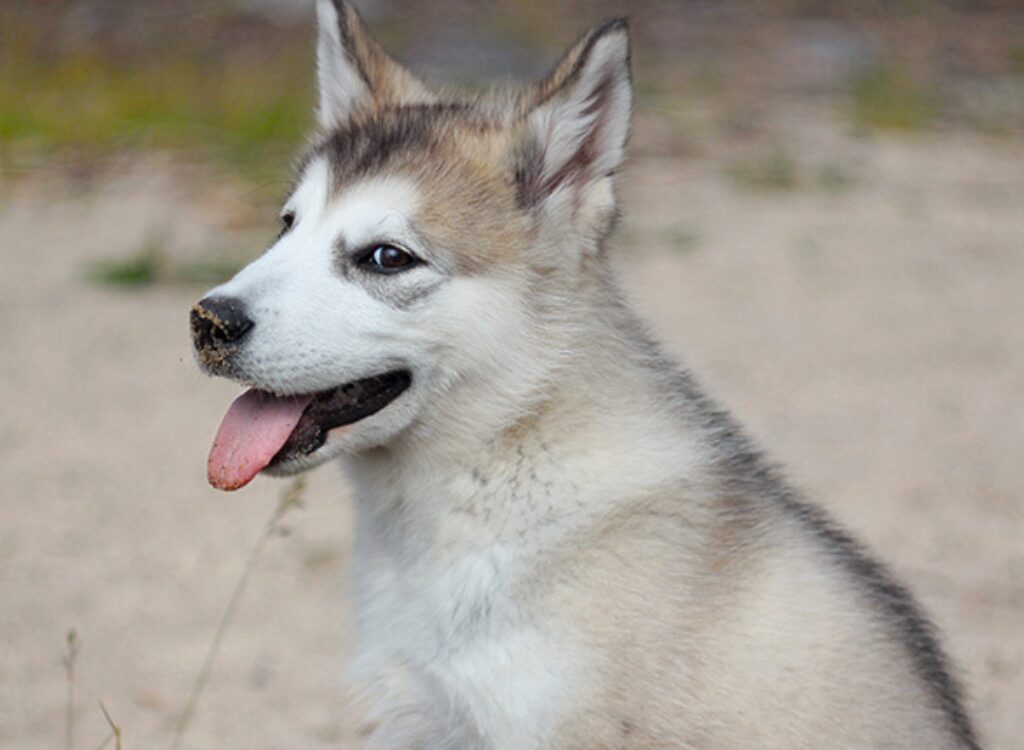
top-left (514, 19), bottom-right (632, 223)
top-left (316, 0), bottom-right (433, 129)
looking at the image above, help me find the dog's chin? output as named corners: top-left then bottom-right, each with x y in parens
top-left (262, 444), bottom-right (339, 477)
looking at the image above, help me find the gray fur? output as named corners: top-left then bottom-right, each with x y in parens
top-left (606, 274), bottom-right (980, 747)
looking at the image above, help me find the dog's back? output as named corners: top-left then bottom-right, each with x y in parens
top-left (542, 396), bottom-right (977, 748)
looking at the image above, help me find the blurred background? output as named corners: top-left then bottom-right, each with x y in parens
top-left (1, 0), bottom-right (1022, 747)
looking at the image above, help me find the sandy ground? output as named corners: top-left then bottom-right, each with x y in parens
top-left (1, 122), bottom-right (1022, 748)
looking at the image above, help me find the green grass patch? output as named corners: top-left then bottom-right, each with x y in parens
top-left (818, 162), bottom-right (854, 194)
top-left (89, 246), bottom-right (164, 288)
top-left (0, 24), bottom-right (313, 182)
top-left (1009, 44), bottom-right (1024, 73)
top-left (848, 65), bottom-right (937, 132)
top-left (728, 149), bottom-right (799, 191)
top-left (88, 237), bottom-right (246, 290)
top-left (657, 224), bottom-right (701, 255)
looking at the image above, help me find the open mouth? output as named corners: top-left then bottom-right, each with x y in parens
top-left (207, 370), bottom-right (411, 491)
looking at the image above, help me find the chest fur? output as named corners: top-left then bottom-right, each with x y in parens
top-left (340, 424), bottom-right (692, 747)
top-left (349, 523), bottom-right (581, 749)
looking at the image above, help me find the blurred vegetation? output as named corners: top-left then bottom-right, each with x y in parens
top-left (727, 152), bottom-right (857, 194)
top-left (1, 0), bottom-right (1021, 186)
top-left (848, 64), bottom-right (938, 131)
top-left (0, 6), bottom-right (314, 183)
top-left (818, 162), bottom-right (854, 195)
top-left (728, 149), bottom-right (799, 191)
top-left (88, 234), bottom-right (245, 289)
top-left (657, 224), bottom-right (701, 255)
top-left (1011, 44), bottom-right (1024, 72)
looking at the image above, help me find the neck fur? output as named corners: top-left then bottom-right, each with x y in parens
top-left (340, 262), bottom-right (705, 559)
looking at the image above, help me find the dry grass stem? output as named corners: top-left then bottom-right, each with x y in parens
top-left (169, 477), bottom-right (307, 750)
top-left (63, 629), bottom-right (80, 750)
top-left (98, 702), bottom-right (122, 750)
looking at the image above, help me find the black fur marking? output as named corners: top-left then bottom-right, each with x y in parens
top-left (331, 0), bottom-right (373, 92)
top-left (512, 133), bottom-right (544, 210)
top-left (330, 236), bottom-right (353, 279)
top-left (316, 102), bottom-right (477, 186)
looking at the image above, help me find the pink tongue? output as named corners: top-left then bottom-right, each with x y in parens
top-left (207, 389), bottom-right (313, 491)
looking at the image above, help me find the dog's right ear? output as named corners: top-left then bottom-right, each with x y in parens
top-left (315, 0), bottom-right (433, 129)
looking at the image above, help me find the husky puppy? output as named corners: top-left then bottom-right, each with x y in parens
top-left (190, 2), bottom-right (979, 747)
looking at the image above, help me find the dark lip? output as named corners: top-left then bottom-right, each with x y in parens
top-left (268, 369), bottom-right (412, 466)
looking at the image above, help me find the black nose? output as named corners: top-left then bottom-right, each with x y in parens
top-left (191, 296), bottom-right (254, 351)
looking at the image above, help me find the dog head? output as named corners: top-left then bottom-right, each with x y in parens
top-left (192, 0), bottom-right (633, 490)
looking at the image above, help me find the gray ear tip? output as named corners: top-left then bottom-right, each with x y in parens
top-left (594, 17), bottom-right (630, 39)
top-left (323, 0), bottom-right (353, 18)
top-left (588, 17), bottom-right (631, 64)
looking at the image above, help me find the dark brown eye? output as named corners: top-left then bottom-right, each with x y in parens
top-left (359, 244), bottom-right (418, 274)
top-left (278, 211), bottom-right (295, 236)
